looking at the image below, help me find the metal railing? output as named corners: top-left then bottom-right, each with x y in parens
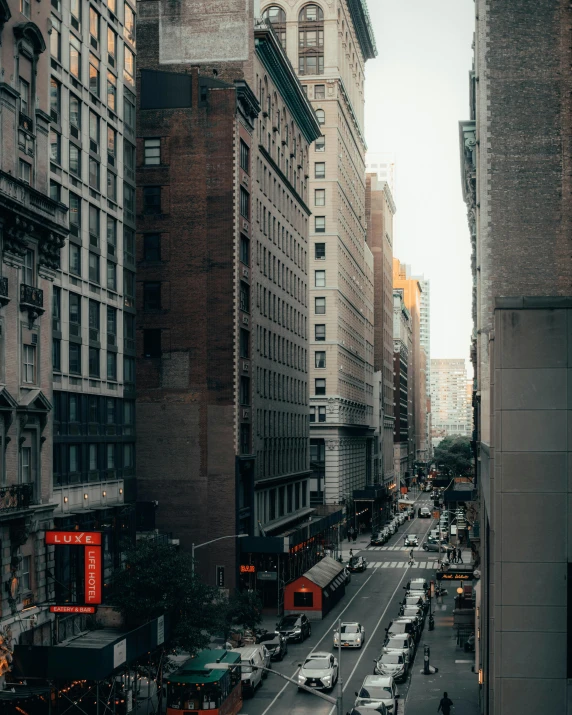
top-left (0, 276), bottom-right (8, 303)
top-left (0, 484), bottom-right (34, 512)
top-left (20, 283), bottom-right (44, 309)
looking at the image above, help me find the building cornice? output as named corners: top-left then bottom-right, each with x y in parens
top-left (258, 144), bottom-right (311, 215)
top-left (254, 20), bottom-right (322, 144)
top-left (346, 0), bottom-right (377, 61)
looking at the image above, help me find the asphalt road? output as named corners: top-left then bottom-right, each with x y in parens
top-left (239, 491), bottom-right (439, 715)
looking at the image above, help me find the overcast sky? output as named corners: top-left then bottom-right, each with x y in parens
top-left (364, 0), bottom-right (475, 366)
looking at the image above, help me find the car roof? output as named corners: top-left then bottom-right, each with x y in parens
top-left (362, 674), bottom-right (392, 687)
top-left (307, 651), bottom-right (331, 659)
top-left (341, 621), bottom-right (360, 626)
top-left (235, 645), bottom-right (265, 658)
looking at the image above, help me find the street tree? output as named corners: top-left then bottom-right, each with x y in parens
top-left (108, 539), bottom-right (227, 656)
top-left (226, 589), bottom-right (263, 630)
top-left (434, 435), bottom-right (473, 476)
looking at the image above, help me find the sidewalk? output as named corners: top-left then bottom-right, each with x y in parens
top-left (404, 557), bottom-right (479, 715)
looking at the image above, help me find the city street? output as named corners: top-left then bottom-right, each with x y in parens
top-left (240, 493), bottom-right (438, 715)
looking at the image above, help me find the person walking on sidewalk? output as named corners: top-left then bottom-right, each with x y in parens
top-left (457, 547), bottom-right (463, 564)
top-left (437, 692), bottom-right (454, 714)
top-left (348, 526), bottom-right (355, 542)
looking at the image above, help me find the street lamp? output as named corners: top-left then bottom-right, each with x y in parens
top-left (191, 534), bottom-right (248, 574)
top-left (204, 662), bottom-right (337, 705)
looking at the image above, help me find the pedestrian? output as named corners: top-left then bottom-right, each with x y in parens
top-left (408, 549), bottom-right (414, 566)
top-left (457, 547), bottom-right (463, 564)
top-left (348, 526), bottom-right (354, 542)
top-left (451, 547), bottom-right (457, 564)
top-left (437, 691), bottom-right (454, 714)
top-left (349, 548), bottom-right (353, 559)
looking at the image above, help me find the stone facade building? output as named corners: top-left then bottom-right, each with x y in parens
top-left (460, 2), bottom-right (572, 712)
top-left (392, 289), bottom-right (412, 486)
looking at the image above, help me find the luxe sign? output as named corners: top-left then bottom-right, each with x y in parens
top-left (46, 531), bottom-right (102, 605)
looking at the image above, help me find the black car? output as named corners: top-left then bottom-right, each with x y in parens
top-left (348, 556), bottom-right (367, 573)
top-left (370, 532), bottom-right (386, 546)
top-left (276, 613), bottom-right (311, 642)
top-left (258, 631), bottom-right (288, 661)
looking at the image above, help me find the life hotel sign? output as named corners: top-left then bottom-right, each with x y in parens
top-left (46, 531), bottom-right (103, 606)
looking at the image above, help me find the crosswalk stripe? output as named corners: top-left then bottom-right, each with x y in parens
top-left (381, 561), bottom-right (390, 568)
top-left (389, 562), bottom-right (398, 568)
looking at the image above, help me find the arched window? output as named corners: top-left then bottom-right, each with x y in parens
top-left (315, 109), bottom-right (325, 125)
top-left (262, 5), bottom-right (286, 49)
top-left (298, 4), bottom-right (324, 75)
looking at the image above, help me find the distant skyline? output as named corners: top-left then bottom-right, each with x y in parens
top-left (365, 0), bottom-right (475, 368)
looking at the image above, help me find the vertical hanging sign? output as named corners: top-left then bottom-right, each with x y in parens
top-left (46, 531), bottom-right (103, 606)
top-left (85, 545), bottom-right (102, 605)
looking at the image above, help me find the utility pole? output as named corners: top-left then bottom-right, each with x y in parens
top-left (337, 617), bottom-right (343, 715)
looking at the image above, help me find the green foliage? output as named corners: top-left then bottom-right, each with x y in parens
top-left (108, 539), bottom-right (227, 656)
top-left (226, 589), bottom-right (263, 630)
top-left (434, 435), bottom-right (473, 476)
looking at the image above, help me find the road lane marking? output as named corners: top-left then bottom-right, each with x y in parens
top-left (259, 559), bottom-right (384, 715)
top-left (381, 562), bottom-right (390, 568)
top-left (326, 563), bottom-right (413, 714)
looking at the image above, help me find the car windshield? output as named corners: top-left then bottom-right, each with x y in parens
top-left (341, 625), bottom-right (359, 633)
top-left (279, 617), bottom-right (299, 628)
top-left (258, 633), bottom-right (279, 645)
top-left (381, 653), bottom-right (403, 664)
top-left (359, 686), bottom-right (389, 699)
top-left (304, 658), bottom-right (330, 670)
top-left (389, 623), bottom-right (406, 632)
top-left (387, 638), bottom-right (407, 646)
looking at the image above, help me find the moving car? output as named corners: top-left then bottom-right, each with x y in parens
top-left (354, 675), bottom-right (399, 713)
top-left (383, 634), bottom-right (415, 663)
top-left (418, 506), bottom-right (431, 518)
top-left (298, 652), bottom-right (338, 691)
top-left (232, 644), bottom-right (270, 695)
top-left (348, 556), bottom-right (368, 573)
top-left (373, 652), bottom-right (408, 683)
top-left (334, 622), bottom-right (365, 649)
top-left (370, 531), bottom-right (387, 547)
top-left (423, 539), bottom-right (444, 552)
top-left (258, 631), bottom-right (288, 661)
top-left (343, 566), bottom-right (352, 585)
top-left (276, 613), bottom-right (311, 642)
top-left (404, 534), bottom-right (419, 547)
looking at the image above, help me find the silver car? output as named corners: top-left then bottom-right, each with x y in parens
top-left (383, 634), bottom-right (415, 663)
top-left (334, 622), bottom-right (365, 649)
top-left (354, 674), bottom-right (399, 713)
top-left (298, 652), bottom-right (338, 692)
top-left (373, 651), bottom-right (407, 683)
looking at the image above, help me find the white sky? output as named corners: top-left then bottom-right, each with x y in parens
top-left (364, 0), bottom-right (475, 365)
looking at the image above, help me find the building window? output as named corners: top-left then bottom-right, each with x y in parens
top-left (107, 71), bottom-right (117, 111)
top-left (69, 144), bottom-right (81, 177)
top-left (123, 443), bottom-right (134, 468)
top-left (144, 233), bottom-right (161, 261)
top-left (69, 292), bottom-right (81, 330)
top-left (315, 351), bottom-right (326, 368)
top-left (19, 77), bottom-right (30, 116)
top-left (21, 249), bottom-right (34, 286)
top-left (315, 162), bottom-right (325, 179)
top-left (89, 204), bottom-right (99, 246)
top-left (124, 141), bottom-right (135, 178)
top-left (22, 345), bottom-right (36, 383)
top-left (315, 216), bottom-right (326, 233)
top-left (240, 187), bottom-right (250, 219)
top-left (124, 90), bottom-right (135, 130)
top-left (315, 324), bottom-right (326, 341)
top-left (106, 443), bottom-right (115, 469)
top-left (315, 270), bottom-right (326, 287)
top-left (315, 189), bottom-right (325, 206)
top-left (69, 444), bottom-right (79, 473)
top-left (89, 110), bottom-right (99, 152)
top-left (107, 351), bottom-right (117, 380)
top-left (107, 306), bottom-right (117, 339)
top-left (314, 84), bottom-right (325, 99)
top-left (124, 356), bottom-right (135, 384)
top-left (89, 347), bottom-right (100, 377)
top-left (124, 45), bottom-right (135, 84)
top-left (89, 158), bottom-right (100, 191)
top-left (19, 160), bottom-right (31, 184)
top-left (144, 138), bottom-right (160, 165)
top-left (315, 378), bottom-right (326, 395)
top-left (240, 140), bottom-right (250, 173)
top-left (20, 445), bottom-right (32, 483)
top-left (107, 170), bottom-right (117, 201)
top-left (239, 328), bottom-right (249, 359)
top-left (50, 181), bottom-right (61, 202)
top-left (310, 406), bottom-right (316, 423)
top-left (315, 109), bottom-right (325, 125)
top-left (21, 555), bottom-right (31, 592)
top-left (107, 26), bottom-right (116, 63)
top-left (124, 227), bottom-right (135, 265)
top-left (89, 7), bottom-right (100, 47)
top-left (318, 406), bottom-right (326, 423)
top-left (89, 253), bottom-right (100, 283)
top-left (89, 444), bottom-right (98, 471)
top-left (240, 235), bottom-right (250, 266)
top-left (53, 338), bottom-right (61, 370)
top-left (239, 376), bottom-right (250, 405)
top-left (298, 51), bottom-right (324, 76)
top-left (240, 282), bottom-right (250, 313)
top-left (315, 242), bottom-right (325, 259)
top-left (106, 261), bottom-right (116, 290)
top-left (50, 78), bottom-right (61, 122)
top-left (315, 297), bottom-right (326, 314)
top-left (69, 343), bottom-right (81, 374)
top-left (262, 5), bottom-right (286, 48)
top-left (124, 2), bottom-right (135, 43)
top-left (315, 135), bottom-right (325, 152)
top-left (71, 0), bottom-right (81, 28)
top-left (143, 186), bottom-right (161, 214)
top-left (143, 329), bottom-right (161, 358)
top-left (124, 269), bottom-right (135, 307)
top-left (240, 423), bottom-right (251, 455)
top-left (69, 94), bottom-right (81, 134)
top-left (89, 299), bottom-right (100, 338)
top-left (107, 216), bottom-right (117, 255)
top-left (144, 282), bottom-right (161, 310)
top-left (70, 36), bottom-right (81, 79)
top-left (89, 53), bottom-right (100, 96)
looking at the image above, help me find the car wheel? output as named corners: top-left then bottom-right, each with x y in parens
top-left (308, 625), bottom-right (312, 637)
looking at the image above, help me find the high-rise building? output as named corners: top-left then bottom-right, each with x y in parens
top-left (135, 5), bottom-right (325, 596)
top-left (0, 0), bottom-right (68, 667)
top-left (392, 289), bottom-right (412, 485)
top-left (366, 152), bottom-right (396, 197)
top-left (365, 173), bottom-right (395, 507)
top-left (460, 2), bottom-right (572, 711)
top-left (49, 0), bottom-right (136, 595)
top-left (263, 1), bottom-right (378, 517)
top-left (429, 359), bottom-right (472, 447)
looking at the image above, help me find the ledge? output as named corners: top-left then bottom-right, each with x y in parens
top-left (495, 296), bottom-right (572, 310)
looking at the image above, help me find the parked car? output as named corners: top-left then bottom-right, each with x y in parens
top-left (298, 652), bottom-right (338, 691)
top-left (258, 631), bottom-right (288, 661)
top-left (354, 675), bottom-right (399, 713)
top-left (386, 618), bottom-right (418, 642)
top-left (232, 644), bottom-right (270, 695)
top-left (404, 534), bottom-right (419, 547)
top-left (334, 622), bottom-right (365, 649)
top-left (402, 595), bottom-right (425, 610)
top-left (399, 605), bottom-right (424, 625)
top-left (373, 651), bottom-right (408, 683)
top-left (370, 531), bottom-right (387, 546)
top-left (383, 634), bottom-right (415, 664)
top-left (348, 556), bottom-right (368, 573)
top-left (396, 513), bottom-right (406, 525)
top-left (276, 613), bottom-right (311, 642)
top-left (418, 507), bottom-right (431, 518)
top-left (407, 577), bottom-right (429, 591)
top-left (347, 708), bottom-right (388, 715)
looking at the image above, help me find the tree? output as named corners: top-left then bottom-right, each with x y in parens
top-left (108, 539), bottom-right (227, 656)
top-left (226, 589), bottom-right (263, 630)
top-left (434, 435), bottom-right (473, 477)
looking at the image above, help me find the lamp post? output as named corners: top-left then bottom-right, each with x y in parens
top-left (336, 617), bottom-right (343, 715)
top-left (191, 534), bottom-right (248, 575)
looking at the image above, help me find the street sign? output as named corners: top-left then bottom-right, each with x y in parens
top-left (257, 571), bottom-right (277, 581)
top-left (216, 565), bottom-right (225, 588)
top-left (437, 570), bottom-right (473, 581)
top-left (50, 605), bottom-right (97, 614)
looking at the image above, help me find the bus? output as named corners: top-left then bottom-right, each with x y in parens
top-left (166, 649), bottom-right (242, 715)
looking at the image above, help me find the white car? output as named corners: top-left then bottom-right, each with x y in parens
top-left (383, 634), bottom-right (415, 663)
top-left (298, 652), bottom-right (338, 691)
top-left (374, 651), bottom-right (407, 683)
top-left (334, 622), bottom-right (365, 648)
top-left (404, 534), bottom-right (419, 547)
top-left (354, 674), bottom-right (399, 713)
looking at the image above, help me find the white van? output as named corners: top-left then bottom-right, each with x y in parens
top-left (232, 645), bottom-right (270, 696)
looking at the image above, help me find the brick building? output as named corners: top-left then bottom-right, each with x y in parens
top-left (460, 1), bottom-right (572, 712)
top-left (0, 0), bottom-right (68, 681)
top-left (135, 5), bottom-right (322, 593)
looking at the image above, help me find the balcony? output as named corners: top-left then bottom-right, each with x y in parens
top-left (0, 276), bottom-right (8, 307)
top-left (20, 283), bottom-right (44, 324)
top-left (0, 484), bottom-right (34, 513)
top-left (19, 112), bottom-right (34, 133)
top-left (0, 170), bottom-right (67, 231)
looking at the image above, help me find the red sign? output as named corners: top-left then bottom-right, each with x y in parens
top-left (240, 565), bottom-right (256, 574)
top-left (46, 531), bottom-right (102, 545)
top-left (50, 605), bottom-right (97, 614)
top-left (85, 546), bottom-right (102, 605)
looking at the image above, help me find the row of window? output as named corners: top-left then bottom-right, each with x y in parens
top-left (67, 243), bottom-right (135, 296)
top-left (262, 5), bottom-right (325, 76)
top-left (53, 442), bottom-right (134, 479)
top-left (256, 368), bottom-right (307, 405)
top-left (256, 480), bottom-right (309, 524)
top-left (53, 393), bottom-right (134, 427)
top-left (53, 341), bottom-right (126, 380)
top-left (257, 445), bottom-right (308, 484)
top-left (310, 406), bottom-right (326, 422)
top-left (256, 286), bottom-right (307, 336)
top-left (257, 161), bottom-right (309, 236)
top-left (256, 327), bottom-right (307, 371)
